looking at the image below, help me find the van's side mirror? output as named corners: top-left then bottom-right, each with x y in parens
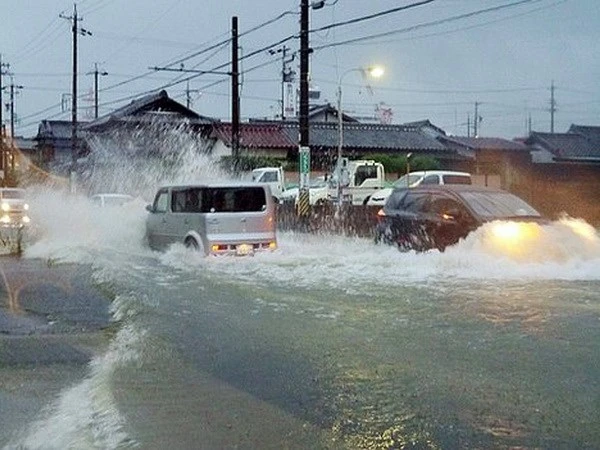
top-left (145, 204), bottom-right (153, 213)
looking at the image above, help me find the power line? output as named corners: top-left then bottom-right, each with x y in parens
top-left (313, 0), bottom-right (546, 50)
top-left (335, 0), bottom-right (567, 47)
top-left (310, 0), bottom-right (435, 34)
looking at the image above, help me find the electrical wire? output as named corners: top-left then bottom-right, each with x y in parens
top-left (311, 0), bottom-right (435, 34)
top-left (336, 0), bottom-right (567, 47)
top-left (313, 0), bottom-right (546, 50)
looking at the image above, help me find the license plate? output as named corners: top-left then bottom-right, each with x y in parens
top-left (236, 244), bottom-right (253, 256)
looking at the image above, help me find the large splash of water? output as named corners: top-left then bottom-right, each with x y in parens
top-left (18, 123), bottom-right (600, 284)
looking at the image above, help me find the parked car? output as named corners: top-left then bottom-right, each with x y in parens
top-left (0, 187), bottom-right (30, 228)
top-left (90, 193), bottom-right (134, 207)
top-left (374, 184), bottom-right (543, 252)
top-left (145, 183), bottom-right (277, 256)
top-left (278, 176), bottom-right (330, 205)
top-left (366, 170), bottom-right (471, 206)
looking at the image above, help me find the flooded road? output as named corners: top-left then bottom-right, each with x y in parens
top-left (3, 189), bottom-right (600, 449)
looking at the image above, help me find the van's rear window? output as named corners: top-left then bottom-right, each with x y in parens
top-left (171, 187), bottom-right (267, 213)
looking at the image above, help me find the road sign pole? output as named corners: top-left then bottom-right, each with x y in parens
top-left (297, 145), bottom-right (310, 219)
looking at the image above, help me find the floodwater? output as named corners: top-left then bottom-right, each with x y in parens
top-left (1, 181), bottom-right (598, 450)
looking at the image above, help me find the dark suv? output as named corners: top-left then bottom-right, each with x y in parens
top-left (374, 185), bottom-right (543, 251)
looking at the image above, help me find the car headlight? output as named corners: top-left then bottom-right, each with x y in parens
top-left (0, 214), bottom-right (10, 223)
top-left (24, 203), bottom-right (29, 211)
top-left (488, 221), bottom-right (541, 253)
top-left (491, 222), bottom-right (522, 240)
top-left (1, 202), bottom-right (9, 212)
top-left (22, 216), bottom-right (30, 224)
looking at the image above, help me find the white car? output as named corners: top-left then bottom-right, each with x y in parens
top-left (90, 193), bottom-right (134, 207)
top-left (366, 170), bottom-right (472, 206)
top-left (279, 176), bottom-right (330, 205)
top-left (0, 188), bottom-right (30, 227)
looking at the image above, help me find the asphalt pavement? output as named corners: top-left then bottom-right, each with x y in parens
top-left (0, 255), bottom-right (113, 445)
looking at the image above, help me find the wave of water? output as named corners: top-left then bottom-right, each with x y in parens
top-left (13, 134), bottom-right (600, 448)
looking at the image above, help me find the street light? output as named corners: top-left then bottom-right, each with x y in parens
top-left (336, 65), bottom-right (384, 204)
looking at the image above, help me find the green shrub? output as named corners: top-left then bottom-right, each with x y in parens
top-left (363, 153), bottom-right (440, 176)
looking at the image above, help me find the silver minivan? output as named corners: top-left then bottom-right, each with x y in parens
top-left (145, 183), bottom-right (277, 256)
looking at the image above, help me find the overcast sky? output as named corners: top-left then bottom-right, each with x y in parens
top-left (2, 0), bottom-right (599, 138)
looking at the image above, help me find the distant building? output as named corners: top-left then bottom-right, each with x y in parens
top-left (34, 120), bottom-right (89, 173)
top-left (526, 125), bottom-right (600, 164)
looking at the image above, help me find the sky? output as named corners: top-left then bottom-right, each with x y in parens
top-left (1, 0), bottom-right (599, 139)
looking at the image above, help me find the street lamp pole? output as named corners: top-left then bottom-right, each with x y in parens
top-left (336, 66), bottom-right (384, 205)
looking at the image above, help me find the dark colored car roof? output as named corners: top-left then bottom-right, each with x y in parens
top-left (386, 184), bottom-right (543, 222)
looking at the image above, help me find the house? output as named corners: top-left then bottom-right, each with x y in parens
top-left (210, 122), bottom-right (295, 160)
top-left (209, 120), bottom-right (460, 173)
top-left (526, 126), bottom-right (600, 164)
top-left (83, 89), bottom-right (216, 135)
top-left (306, 103), bottom-right (359, 123)
top-left (438, 135), bottom-right (531, 189)
top-left (34, 120), bottom-right (89, 173)
top-left (81, 89), bottom-right (217, 159)
top-left (519, 126), bottom-right (600, 223)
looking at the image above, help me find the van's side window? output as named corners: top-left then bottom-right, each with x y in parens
top-left (201, 187), bottom-right (266, 213)
top-left (153, 190), bottom-right (169, 213)
top-left (172, 190), bottom-right (187, 213)
top-left (172, 188), bottom-right (203, 213)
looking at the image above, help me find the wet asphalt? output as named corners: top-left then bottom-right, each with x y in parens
top-left (0, 255), bottom-right (112, 445)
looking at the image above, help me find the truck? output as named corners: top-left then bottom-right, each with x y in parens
top-left (329, 158), bottom-right (386, 205)
top-left (251, 159), bottom-right (387, 206)
top-left (250, 167), bottom-right (287, 200)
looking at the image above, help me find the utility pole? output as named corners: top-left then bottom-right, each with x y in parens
top-left (269, 45), bottom-right (295, 119)
top-left (231, 16), bottom-right (240, 174)
top-left (467, 113), bottom-right (471, 137)
top-left (0, 56), bottom-right (9, 142)
top-left (185, 80), bottom-right (199, 109)
top-left (87, 62), bottom-right (107, 119)
top-left (61, 4), bottom-right (91, 193)
top-left (9, 79), bottom-right (24, 142)
top-left (297, 0), bottom-right (311, 221)
top-left (550, 80), bottom-right (556, 133)
top-left (473, 102), bottom-right (480, 138)
top-left (8, 80), bottom-right (23, 172)
top-left (0, 55), bottom-right (9, 175)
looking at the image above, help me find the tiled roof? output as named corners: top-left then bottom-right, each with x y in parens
top-left (212, 123), bottom-right (296, 149)
top-left (36, 120), bottom-right (88, 140)
top-left (442, 136), bottom-right (529, 152)
top-left (527, 132), bottom-right (600, 159)
top-left (308, 103), bottom-right (359, 122)
top-left (83, 90), bottom-right (216, 131)
top-left (281, 122), bottom-right (448, 151)
top-left (401, 119), bottom-right (447, 136)
top-left (212, 121), bottom-right (448, 152)
top-left (568, 124), bottom-right (600, 145)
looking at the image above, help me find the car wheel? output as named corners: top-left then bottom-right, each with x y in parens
top-left (184, 237), bottom-right (200, 251)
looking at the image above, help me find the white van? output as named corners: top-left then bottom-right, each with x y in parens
top-left (366, 171), bottom-right (471, 206)
top-left (145, 183), bottom-right (277, 256)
